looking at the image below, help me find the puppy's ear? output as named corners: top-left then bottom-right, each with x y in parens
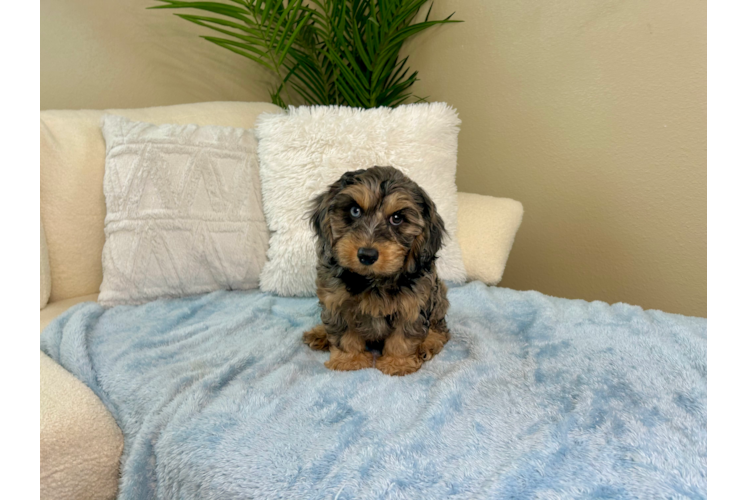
top-left (309, 190), bottom-right (334, 244)
top-left (308, 170), bottom-right (364, 245)
top-left (405, 186), bottom-right (446, 274)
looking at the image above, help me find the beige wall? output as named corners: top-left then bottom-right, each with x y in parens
top-left (41, 0), bottom-right (706, 316)
top-left (41, 0), bottom-right (273, 110)
top-left (405, 0), bottom-right (706, 317)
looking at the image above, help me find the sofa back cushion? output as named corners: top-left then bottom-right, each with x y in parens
top-left (40, 102), bottom-right (281, 302)
top-left (40, 220), bottom-right (51, 309)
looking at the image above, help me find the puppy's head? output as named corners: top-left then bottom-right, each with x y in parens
top-left (309, 166), bottom-right (445, 277)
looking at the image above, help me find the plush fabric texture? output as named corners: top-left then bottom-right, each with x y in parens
top-left (41, 220), bottom-right (52, 309)
top-left (41, 282), bottom-right (706, 499)
top-left (40, 102), bottom-right (282, 302)
top-left (98, 115), bottom-right (269, 306)
top-left (457, 193), bottom-right (524, 285)
top-left (256, 103), bottom-right (467, 296)
top-left (40, 351), bottom-right (123, 500)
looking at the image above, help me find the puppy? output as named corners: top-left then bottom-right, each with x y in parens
top-left (302, 166), bottom-right (450, 376)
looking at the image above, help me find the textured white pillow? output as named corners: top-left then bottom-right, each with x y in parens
top-left (98, 115), bottom-right (268, 306)
top-left (256, 103), bottom-right (467, 297)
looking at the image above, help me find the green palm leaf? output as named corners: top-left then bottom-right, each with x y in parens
top-left (149, 0), bottom-right (462, 108)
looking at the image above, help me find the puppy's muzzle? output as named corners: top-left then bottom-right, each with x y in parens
top-left (357, 247), bottom-right (379, 266)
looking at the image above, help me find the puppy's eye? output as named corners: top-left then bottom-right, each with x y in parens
top-left (389, 213), bottom-right (404, 226)
top-left (350, 206), bottom-right (362, 218)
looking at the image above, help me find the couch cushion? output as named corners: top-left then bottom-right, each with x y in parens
top-left (41, 220), bottom-right (51, 309)
top-left (456, 193), bottom-right (524, 285)
top-left (41, 101), bottom-right (281, 302)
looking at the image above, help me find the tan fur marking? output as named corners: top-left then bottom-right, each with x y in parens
top-left (325, 346), bottom-right (374, 371)
top-left (318, 284), bottom-right (349, 312)
top-left (302, 324), bottom-right (330, 351)
top-left (382, 192), bottom-right (415, 216)
top-left (325, 330), bottom-right (372, 371)
top-left (339, 329), bottom-right (366, 353)
top-left (344, 184), bottom-right (375, 211)
top-left (376, 330), bottom-right (423, 376)
top-left (370, 240), bottom-right (406, 276)
top-left (418, 329), bottom-right (450, 361)
top-left (335, 233), bottom-right (366, 273)
top-left (335, 234), bottom-right (406, 278)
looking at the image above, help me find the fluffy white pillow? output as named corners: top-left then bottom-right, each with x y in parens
top-left (98, 115), bottom-right (269, 306)
top-left (256, 103), bottom-right (467, 297)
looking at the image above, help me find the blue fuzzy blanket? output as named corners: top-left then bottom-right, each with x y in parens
top-left (41, 282), bottom-right (706, 499)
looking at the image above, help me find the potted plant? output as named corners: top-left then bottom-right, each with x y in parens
top-left (150, 0), bottom-right (460, 108)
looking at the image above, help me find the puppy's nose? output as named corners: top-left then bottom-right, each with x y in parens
top-left (357, 247), bottom-right (379, 266)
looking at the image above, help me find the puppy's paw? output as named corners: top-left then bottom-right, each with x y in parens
top-left (325, 351), bottom-right (374, 371)
top-left (418, 329), bottom-right (449, 361)
top-left (418, 341), bottom-right (443, 361)
top-left (303, 325), bottom-right (330, 351)
top-left (376, 354), bottom-right (423, 376)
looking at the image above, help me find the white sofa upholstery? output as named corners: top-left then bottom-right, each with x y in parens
top-left (41, 350), bottom-right (122, 500)
top-left (40, 101), bottom-right (523, 499)
top-left (40, 221), bottom-right (52, 309)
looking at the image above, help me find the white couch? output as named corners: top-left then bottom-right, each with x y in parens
top-left (40, 101), bottom-right (523, 500)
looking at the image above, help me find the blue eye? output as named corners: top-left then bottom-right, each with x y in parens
top-left (350, 206), bottom-right (362, 218)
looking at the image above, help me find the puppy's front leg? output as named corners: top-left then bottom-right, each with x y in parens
top-left (376, 329), bottom-right (423, 376)
top-left (325, 330), bottom-right (374, 371)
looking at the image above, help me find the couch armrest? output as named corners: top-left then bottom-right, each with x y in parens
top-left (456, 192), bottom-right (524, 286)
top-left (41, 351), bottom-right (123, 500)
top-left (41, 220), bottom-right (51, 309)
